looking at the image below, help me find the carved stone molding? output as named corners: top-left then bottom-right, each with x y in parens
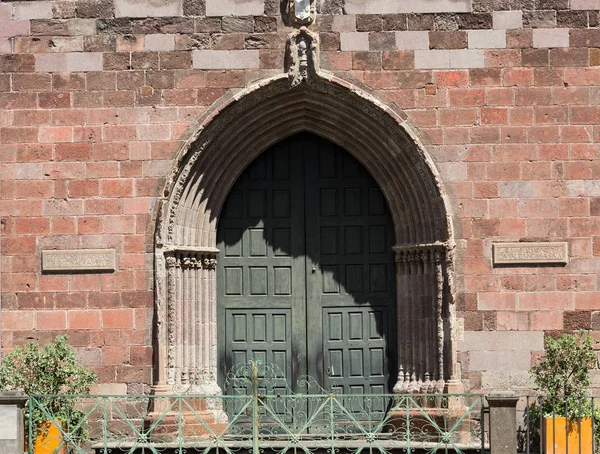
top-left (153, 76), bottom-right (457, 398)
top-left (288, 27), bottom-right (320, 87)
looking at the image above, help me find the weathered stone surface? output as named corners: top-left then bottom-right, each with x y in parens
top-left (492, 242), bottom-right (568, 265)
top-left (221, 15), bottom-right (254, 33)
top-left (254, 16), bottom-right (277, 33)
top-left (76, 0), bottom-right (115, 19)
top-left (41, 249), bottom-right (116, 272)
top-left (182, 0), bottom-right (204, 16)
top-left (523, 10), bottom-right (556, 28)
top-left (96, 18), bottom-right (133, 34)
top-left (564, 310), bottom-right (591, 330)
top-left (318, 0), bottom-right (344, 14)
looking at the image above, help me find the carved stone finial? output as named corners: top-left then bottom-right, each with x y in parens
top-left (288, 27), bottom-right (319, 87)
top-left (284, 0), bottom-right (316, 25)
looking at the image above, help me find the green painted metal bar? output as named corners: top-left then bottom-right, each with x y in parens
top-left (26, 364), bottom-right (486, 454)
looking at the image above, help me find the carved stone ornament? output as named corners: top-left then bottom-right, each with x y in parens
top-left (288, 27), bottom-right (320, 87)
top-left (284, 0), bottom-right (316, 25)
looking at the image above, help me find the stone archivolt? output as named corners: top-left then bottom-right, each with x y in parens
top-left (154, 73), bottom-right (457, 398)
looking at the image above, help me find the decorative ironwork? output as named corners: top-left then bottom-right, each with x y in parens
top-left (28, 361), bottom-right (485, 454)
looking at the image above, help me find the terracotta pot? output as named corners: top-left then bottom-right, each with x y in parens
top-left (543, 416), bottom-right (593, 454)
top-left (32, 421), bottom-right (66, 454)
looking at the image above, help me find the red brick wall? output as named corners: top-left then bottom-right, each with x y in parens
top-left (1, 0), bottom-right (600, 393)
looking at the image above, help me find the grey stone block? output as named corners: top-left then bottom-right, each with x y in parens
top-left (13, 1), bottom-right (53, 20)
top-left (493, 10), bottom-right (522, 30)
top-left (115, 0), bottom-right (183, 18)
top-left (332, 15), bottom-right (356, 32)
top-left (340, 32), bottom-right (369, 51)
top-left (571, 0), bottom-right (600, 9)
top-left (395, 31), bottom-right (429, 50)
top-left (345, 0), bottom-right (471, 13)
top-left (468, 29), bottom-right (506, 49)
top-left (532, 28), bottom-right (569, 48)
top-left (192, 50), bottom-right (259, 69)
top-left (469, 350), bottom-right (531, 371)
top-left (205, 0), bottom-right (263, 16)
top-left (145, 33), bottom-right (175, 51)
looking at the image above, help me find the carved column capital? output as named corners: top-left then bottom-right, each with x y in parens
top-left (165, 254), bottom-right (180, 268)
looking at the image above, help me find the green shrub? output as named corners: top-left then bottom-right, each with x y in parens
top-left (525, 331), bottom-right (599, 450)
top-left (0, 335), bottom-right (97, 442)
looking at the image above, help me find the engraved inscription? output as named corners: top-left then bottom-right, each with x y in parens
top-left (42, 249), bottom-right (116, 272)
top-left (493, 242), bottom-right (568, 266)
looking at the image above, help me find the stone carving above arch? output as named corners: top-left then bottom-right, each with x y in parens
top-left (287, 27), bottom-right (320, 87)
top-left (153, 73), bottom-right (459, 399)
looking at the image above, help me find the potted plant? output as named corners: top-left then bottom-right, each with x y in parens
top-left (529, 331), bottom-right (598, 454)
top-left (0, 335), bottom-right (97, 453)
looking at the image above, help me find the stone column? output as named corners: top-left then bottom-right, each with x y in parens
top-left (162, 248), bottom-right (221, 395)
top-left (0, 392), bottom-right (28, 454)
top-left (486, 391), bottom-right (520, 454)
top-left (392, 243), bottom-right (447, 394)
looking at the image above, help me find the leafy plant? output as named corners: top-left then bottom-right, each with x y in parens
top-left (531, 330), bottom-right (597, 401)
top-left (523, 331), bottom-right (599, 451)
top-left (0, 335), bottom-right (97, 443)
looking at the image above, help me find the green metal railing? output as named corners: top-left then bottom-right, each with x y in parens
top-left (27, 362), bottom-right (486, 454)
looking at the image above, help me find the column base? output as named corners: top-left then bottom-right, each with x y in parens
top-left (146, 383), bottom-right (229, 442)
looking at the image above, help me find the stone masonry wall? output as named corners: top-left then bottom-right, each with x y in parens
top-left (1, 0), bottom-right (600, 394)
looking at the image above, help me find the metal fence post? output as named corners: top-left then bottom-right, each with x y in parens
top-left (0, 391), bottom-right (29, 454)
top-left (487, 391), bottom-right (520, 454)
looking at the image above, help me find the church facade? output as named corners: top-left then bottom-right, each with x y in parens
top-left (1, 0), bottom-right (599, 396)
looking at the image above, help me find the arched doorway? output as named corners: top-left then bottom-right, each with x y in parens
top-left (154, 74), bottom-right (458, 404)
top-left (217, 133), bottom-right (396, 393)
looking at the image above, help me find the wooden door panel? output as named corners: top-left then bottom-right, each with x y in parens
top-left (305, 137), bottom-right (396, 393)
top-left (322, 306), bottom-right (390, 393)
top-left (218, 142), bottom-right (306, 389)
top-left (218, 133), bottom-right (395, 396)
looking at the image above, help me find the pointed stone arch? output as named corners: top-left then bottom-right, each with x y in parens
top-left (153, 73), bottom-right (460, 397)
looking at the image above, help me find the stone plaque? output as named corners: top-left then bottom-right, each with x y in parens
top-left (42, 249), bottom-right (116, 272)
top-left (493, 242), bottom-right (568, 266)
top-left (0, 407), bottom-right (17, 440)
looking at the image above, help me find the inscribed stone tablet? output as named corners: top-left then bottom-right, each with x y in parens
top-left (42, 249), bottom-right (116, 272)
top-left (492, 242), bottom-right (568, 266)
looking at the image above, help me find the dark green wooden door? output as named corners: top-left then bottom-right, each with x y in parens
top-left (218, 133), bottom-right (396, 394)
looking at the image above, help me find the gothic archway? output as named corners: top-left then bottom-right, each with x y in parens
top-left (154, 73), bottom-right (459, 399)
